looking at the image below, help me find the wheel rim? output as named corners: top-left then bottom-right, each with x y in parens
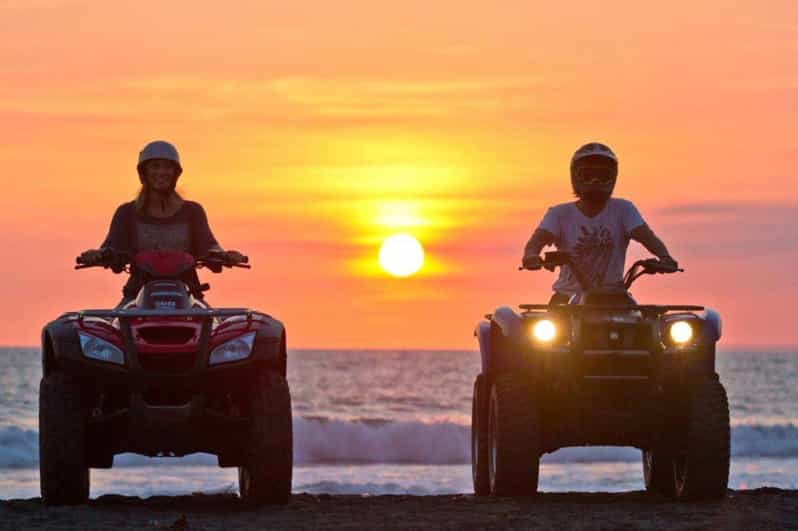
top-left (238, 466), bottom-right (250, 497)
top-left (673, 456), bottom-right (687, 493)
top-left (488, 393), bottom-right (498, 491)
top-left (643, 451), bottom-right (653, 486)
top-left (471, 397), bottom-right (480, 481)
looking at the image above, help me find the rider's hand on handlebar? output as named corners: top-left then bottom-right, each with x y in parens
top-left (78, 249), bottom-right (104, 266)
top-left (224, 250), bottom-right (248, 265)
top-left (657, 255), bottom-right (679, 271)
top-left (521, 254), bottom-right (543, 271)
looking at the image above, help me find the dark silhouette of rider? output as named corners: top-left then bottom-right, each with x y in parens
top-left (522, 142), bottom-right (677, 304)
top-left (78, 140), bottom-right (245, 305)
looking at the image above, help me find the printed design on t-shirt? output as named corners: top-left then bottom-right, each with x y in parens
top-left (568, 225), bottom-right (613, 288)
top-left (135, 221), bottom-right (191, 252)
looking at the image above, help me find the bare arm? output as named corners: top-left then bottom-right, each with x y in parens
top-left (524, 228), bottom-right (556, 257)
top-left (630, 224), bottom-right (673, 261)
top-left (521, 228), bottom-right (556, 269)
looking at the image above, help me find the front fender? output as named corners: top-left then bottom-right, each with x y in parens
top-left (701, 308), bottom-right (722, 343)
top-left (492, 306), bottom-right (523, 338)
top-left (475, 307), bottom-right (525, 375)
top-left (475, 321), bottom-right (491, 373)
top-left (42, 316), bottom-right (82, 375)
top-left (252, 316), bottom-right (287, 375)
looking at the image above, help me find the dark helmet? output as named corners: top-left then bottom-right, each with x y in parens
top-left (570, 142), bottom-right (618, 200)
top-left (136, 140), bottom-right (183, 183)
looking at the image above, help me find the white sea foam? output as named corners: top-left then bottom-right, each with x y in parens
top-left (4, 420), bottom-right (798, 469)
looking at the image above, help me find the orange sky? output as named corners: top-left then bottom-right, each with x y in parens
top-left (1, 1), bottom-right (796, 348)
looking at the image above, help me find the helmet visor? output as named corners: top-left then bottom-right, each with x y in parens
top-left (574, 165), bottom-right (616, 185)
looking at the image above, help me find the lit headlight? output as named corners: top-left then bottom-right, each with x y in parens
top-left (532, 319), bottom-right (557, 342)
top-left (79, 332), bottom-right (125, 365)
top-left (209, 332), bottom-right (256, 365)
top-left (669, 321), bottom-right (694, 344)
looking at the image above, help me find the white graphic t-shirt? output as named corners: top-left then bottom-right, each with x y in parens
top-left (537, 198), bottom-right (645, 296)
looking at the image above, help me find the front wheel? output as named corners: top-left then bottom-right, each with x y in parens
top-left (673, 375), bottom-right (730, 500)
top-left (472, 374), bottom-right (490, 495)
top-left (39, 373), bottom-right (90, 505)
top-left (487, 375), bottom-right (540, 496)
top-left (238, 372), bottom-right (293, 505)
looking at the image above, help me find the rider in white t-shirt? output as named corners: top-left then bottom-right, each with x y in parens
top-left (522, 142), bottom-right (678, 303)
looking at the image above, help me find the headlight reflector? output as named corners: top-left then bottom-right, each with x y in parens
top-left (669, 321), bottom-right (694, 344)
top-left (532, 319), bottom-right (557, 342)
top-left (79, 332), bottom-right (125, 365)
top-left (209, 332), bottom-right (256, 365)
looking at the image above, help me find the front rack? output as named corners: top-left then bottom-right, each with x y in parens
top-left (74, 307), bottom-right (270, 371)
top-left (78, 308), bottom-right (262, 319)
top-left (519, 304), bottom-right (704, 316)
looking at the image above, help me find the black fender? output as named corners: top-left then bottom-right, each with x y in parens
top-left (251, 316), bottom-right (287, 376)
top-left (41, 316), bottom-right (82, 376)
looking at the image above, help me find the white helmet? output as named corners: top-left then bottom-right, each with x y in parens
top-left (571, 142), bottom-right (617, 165)
top-left (137, 140), bottom-right (182, 179)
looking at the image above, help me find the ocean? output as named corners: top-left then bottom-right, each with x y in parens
top-left (1, 347), bottom-right (797, 499)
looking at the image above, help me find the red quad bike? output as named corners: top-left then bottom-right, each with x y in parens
top-left (39, 249), bottom-right (292, 505)
top-left (472, 252), bottom-right (730, 500)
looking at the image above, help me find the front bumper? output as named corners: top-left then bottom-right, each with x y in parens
top-left (484, 310), bottom-right (717, 452)
top-left (48, 307), bottom-right (284, 394)
top-left (45, 309), bottom-right (285, 464)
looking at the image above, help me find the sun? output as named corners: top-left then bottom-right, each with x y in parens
top-left (379, 234), bottom-right (425, 277)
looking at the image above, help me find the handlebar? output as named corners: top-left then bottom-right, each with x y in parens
top-left (75, 249), bottom-right (130, 271)
top-left (75, 249), bottom-right (251, 272)
top-left (622, 258), bottom-right (682, 289)
top-left (196, 252), bottom-right (251, 272)
top-left (519, 252), bottom-right (682, 290)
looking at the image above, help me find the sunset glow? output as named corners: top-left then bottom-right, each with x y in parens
top-left (0, 1), bottom-right (796, 348)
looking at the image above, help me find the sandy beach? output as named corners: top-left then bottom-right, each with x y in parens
top-left (2, 489), bottom-right (796, 530)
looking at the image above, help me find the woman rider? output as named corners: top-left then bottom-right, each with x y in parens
top-left (78, 140), bottom-right (246, 306)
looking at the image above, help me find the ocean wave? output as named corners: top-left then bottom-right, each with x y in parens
top-left (4, 420), bottom-right (798, 469)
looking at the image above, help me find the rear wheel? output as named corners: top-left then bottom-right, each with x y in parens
top-left (471, 374), bottom-right (490, 495)
top-left (643, 449), bottom-right (675, 496)
top-left (39, 373), bottom-right (90, 505)
top-left (238, 372), bottom-right (293, 505)
top-left (673, 375), bottom-right (730, 500)
top-left (487, 375), bottom-right (540, 496)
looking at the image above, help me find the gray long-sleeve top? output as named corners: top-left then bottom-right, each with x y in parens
top-left (100, 201), bottom-right (220, 297)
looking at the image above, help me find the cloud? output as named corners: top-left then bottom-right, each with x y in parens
top-left (0, 75), bottom-right (550, 128)
top-left (652, 202), bottom-right (798, 260)
top-left (657, 202), bottom-right (798, 218)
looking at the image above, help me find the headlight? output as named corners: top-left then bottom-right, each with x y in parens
top-left (669, 321), bottom-right (694, 344)
top-left (209, 332), bottom-right (256, 365)
top-left (532, 319), bottom-right (557, 342)
top-left (79, 332), bottom-right (125, 365)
